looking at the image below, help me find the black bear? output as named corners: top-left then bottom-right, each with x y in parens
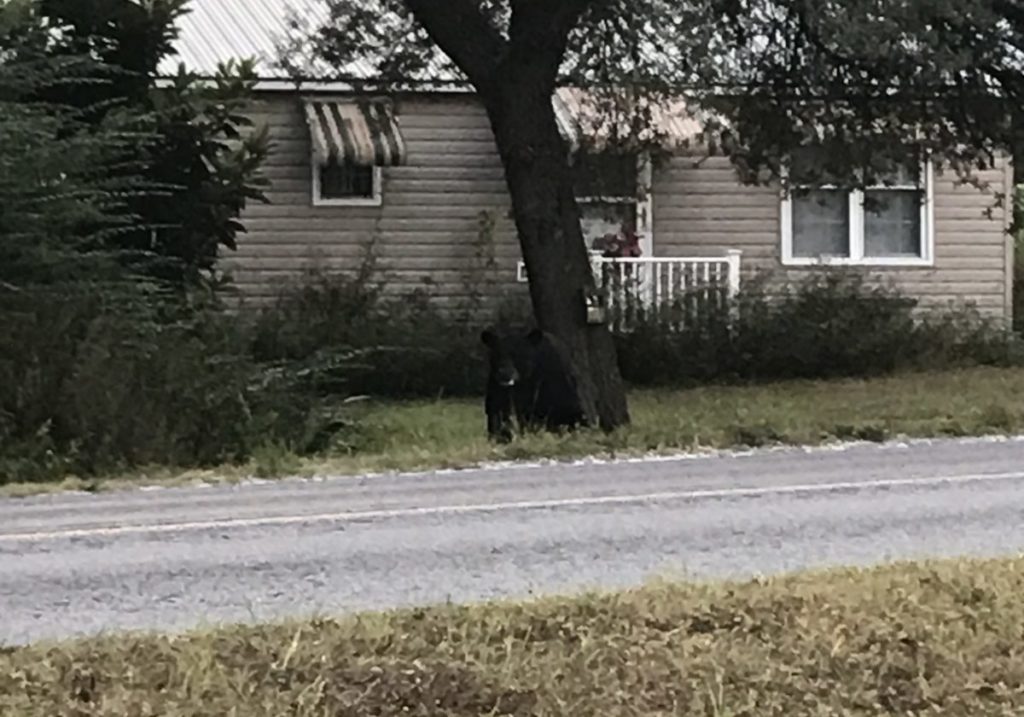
top-left (480, 328), bottom-right (520, 443)
top-left (481, 327), bottom-right (585, 441)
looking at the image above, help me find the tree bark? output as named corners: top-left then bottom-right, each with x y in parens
top-left (402, 0), bottom-right (630, 430)
top-left (482, 82), bottom-right (629, 431)
top-left (489, 107), bottom-right (630, 432)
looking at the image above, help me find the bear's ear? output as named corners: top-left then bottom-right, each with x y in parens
top-left (481, 329), bottom-right (497, 347)
top-left (526, 328), bottom-right (544, 345)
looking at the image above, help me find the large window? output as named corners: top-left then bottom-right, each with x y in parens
top-left (313, 158), bottom-right (381, 206)
top-left (781, 150), bottom-right (933, 266)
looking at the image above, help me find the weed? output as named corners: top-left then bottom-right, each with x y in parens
top-left (6, 557), bottom-right (1024, 715)
top-left (249, 442), bottom-right (302, 479)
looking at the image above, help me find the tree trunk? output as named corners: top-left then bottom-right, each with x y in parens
top-left (481, 75), bottom-right (630, 431)
top-left (395, 0), bottom-right (628, 429)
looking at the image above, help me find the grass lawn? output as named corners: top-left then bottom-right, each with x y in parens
top-left (5, 365), bottom-right (1024, 497)
top-left (5, 556), bottom-right (1024, 715)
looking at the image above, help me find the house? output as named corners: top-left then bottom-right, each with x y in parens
top-left (164, 0), bottom-right (1016, 324)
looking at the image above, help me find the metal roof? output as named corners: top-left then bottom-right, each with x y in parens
top-left (162, 0), bottom-right (320, 79)
top-left (555, 88), bottom-right (710, 150)
top-left (162, 0), bottom-right (708, 143)
top-left (161, 0), bottom-right (455, 84)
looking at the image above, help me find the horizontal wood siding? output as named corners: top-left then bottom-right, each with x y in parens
top-left (653, 155), bottom-right (1013, 319)
top-left (227, 92), bottom-right (1013, 322)
top-left (224, 93), bottom-right (524, 308)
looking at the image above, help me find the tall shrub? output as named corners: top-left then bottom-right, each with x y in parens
top-left (0, 0), bottom-right (330, 484)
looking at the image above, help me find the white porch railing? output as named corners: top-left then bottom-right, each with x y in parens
top-left (516, 250), bottom-right (743, 332)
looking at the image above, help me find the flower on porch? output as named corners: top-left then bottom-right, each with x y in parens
top-left (591, 227), bottom-right (643, 258)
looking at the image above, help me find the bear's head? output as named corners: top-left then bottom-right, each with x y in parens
top-left (481, 328), bottom-right (520, 388)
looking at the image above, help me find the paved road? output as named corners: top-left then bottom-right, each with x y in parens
top-left (3, 436), bottom-right (1024, 646)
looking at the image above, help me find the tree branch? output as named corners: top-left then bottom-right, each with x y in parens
top-left (506, 0), bottom-right (594, 85)
top-left (401, 0), bottom-right (508, 91)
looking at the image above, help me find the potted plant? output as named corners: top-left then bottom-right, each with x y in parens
top-left (591, 227), bottom-right (643, 258)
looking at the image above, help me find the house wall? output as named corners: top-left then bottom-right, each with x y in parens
top-left (224, 92), bottom-right (524, 309)
top-left (229, 92), bottom-right (1014, 322)
top-left (653, 154), bottom-right (1014, 319)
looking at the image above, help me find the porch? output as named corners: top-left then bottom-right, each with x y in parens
top-left (516, 250), bottom-right (743, 332)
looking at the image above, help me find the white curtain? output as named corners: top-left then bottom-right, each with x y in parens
top-left (864, 190), bottom-right (921, 257)
top-left (792, 190), bottom-right (850, 257)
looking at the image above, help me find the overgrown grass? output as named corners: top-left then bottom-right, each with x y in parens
top-left (5, 555), bottom-right (1024, 715)
top-left (309, 365), bottom-right (1024, 474)
top-left (5, 265), bottom-right (1023, 491)
top-left (6, 365), bottom-right (1023, 497)
top-left (0, 286), bottom-right (345, 484)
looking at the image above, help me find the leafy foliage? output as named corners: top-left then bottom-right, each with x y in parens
top-left (249, 268), bottom-right (492, 400)
top-left (0, 5), bottom-right (149, 289)
top-left (129, 60), bottom-right (271, 285)
top-left (5, 0), bottom-right (271, 288)
top-left (251, 267), bottom-right (1020, 400)
top-left (0, 284), bottom-right (353, 484)
top-left (296, 0), bottom-right (1024, 436)
top-left (0, 0), bottom-right (294, 484)
top-left (302, 0), bottom-right (1024, 186)
top-left (708, 0), bottom-right (1021, 190)
top-left (616, 271), bottom-right (1021, 387)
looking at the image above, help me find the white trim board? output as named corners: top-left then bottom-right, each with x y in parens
top-left (311, 160), bottom-right (383, 207)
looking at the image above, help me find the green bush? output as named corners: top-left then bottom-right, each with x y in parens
top-left (0, 263), bottom-right (523, 484)
top-left (0, 285), bottom-right (348, 484)
top-left (248, 267), bottom-right (1021, 401)
top-left (249, 268), bottom-right (516, 399)
top-left (616, 270), bottom-right (1021, 387)
top-left (7, 263), bottom-right (1017, 485)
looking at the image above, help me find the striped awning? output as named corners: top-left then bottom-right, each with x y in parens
top-left (304, 100), bottom-right (408, 167)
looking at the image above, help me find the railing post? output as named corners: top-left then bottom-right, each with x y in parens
top-left (589, 252), bottom-right (603, 284)
top-left (725, 249), bottom-right (742, 298)
top-left (725, 249), bottom-right (742, 324)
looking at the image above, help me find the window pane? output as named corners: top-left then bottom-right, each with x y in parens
top-left (864, 189), bottom-right (922, 257)
top-left (321, 161), bottom-right (375, 199)
top-left (580, 201), bottom-right (637, 249)
top-left (573, 152), bottom-right (638, 198)
top-left (791, 190), bottom-right (850, 258)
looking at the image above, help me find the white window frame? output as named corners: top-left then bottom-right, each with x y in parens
top-left (517, 154), bottom-right (654, 283)
top-left (780, 159), bottom-right (934, 267)
top-left (311, 157), bottom-right (383, 207)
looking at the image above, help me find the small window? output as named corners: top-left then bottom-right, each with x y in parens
top-left (580, 202), bottom-right (638, 246)
top-left (573, 151), bottom-right (644, 254)
top-left (313, 158), bottom-right (381, 206)
top-left (782, 149), bottom-right (932, 266)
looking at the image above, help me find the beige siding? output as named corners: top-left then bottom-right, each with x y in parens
top-left (224, 93), bottom-right (523, 308)
top-left (653, 155), bottom-right (1014, 319)
top-left (228, 91), bottom-right (1013, 322)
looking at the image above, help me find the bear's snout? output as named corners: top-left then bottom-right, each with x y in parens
top-left (498, 370), bottom-right (518, 388)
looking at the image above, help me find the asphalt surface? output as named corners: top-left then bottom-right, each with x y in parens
top-left (3, 436), bottom-right (1024, 646)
